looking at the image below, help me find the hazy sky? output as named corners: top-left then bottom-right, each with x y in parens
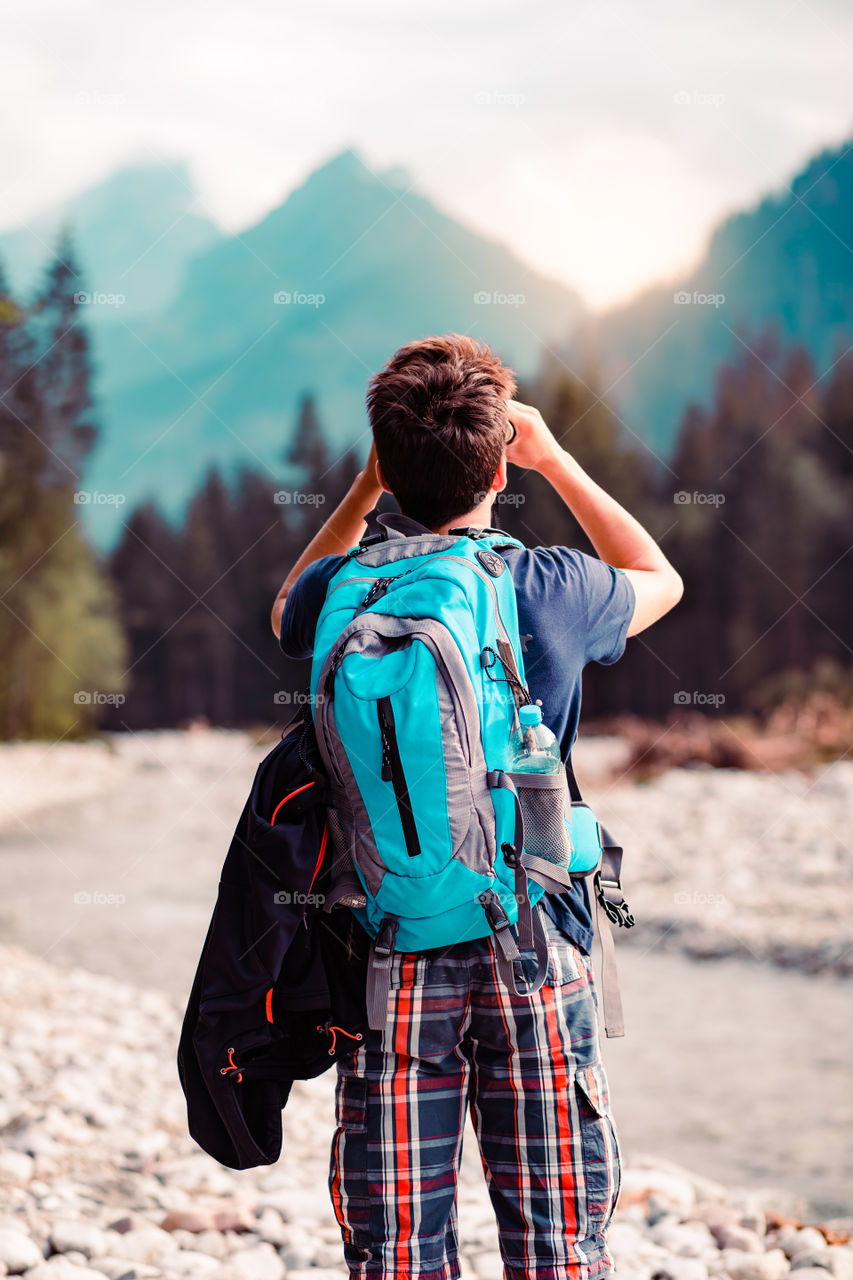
top-left (2, 0), bottom-right (852, 310)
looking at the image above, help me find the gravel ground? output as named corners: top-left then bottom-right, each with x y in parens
top-left (0, 728), bottom-right (850, 1237)
top-left (1, 941), bottom-right (851, 1280)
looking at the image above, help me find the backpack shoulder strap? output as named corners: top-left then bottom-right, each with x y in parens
top-left (564, 750), bottom-right (633, 1038)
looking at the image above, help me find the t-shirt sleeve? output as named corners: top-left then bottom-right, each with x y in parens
top-left (515, 546), bottom-right (635, 668)
top-left (581, 555), bottom-right (635, 665)
top-left (278, 555), bottom-right (342, 660)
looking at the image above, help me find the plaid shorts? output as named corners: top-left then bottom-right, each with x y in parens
top-left (328, 906), bottom-right (622, 1280)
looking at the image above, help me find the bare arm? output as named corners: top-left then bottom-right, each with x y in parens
top-left (506, 401), bottom-right (683, 636)
top-left (270, 444), bottom-right (383, 638)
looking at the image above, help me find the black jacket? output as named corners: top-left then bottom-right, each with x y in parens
top-left (177, 710), bottom-right (371, 1170)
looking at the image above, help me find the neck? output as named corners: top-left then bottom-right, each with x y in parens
top-left (431, 498), bottom-right (496, 535)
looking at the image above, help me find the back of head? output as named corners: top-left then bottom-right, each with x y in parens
top-left (366, 333), bottom-right (516, 529)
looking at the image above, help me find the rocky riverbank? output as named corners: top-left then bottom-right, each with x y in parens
top-left (1, 729), bottom-right (851, 981)
top-left (0, 942), bottom-right (850, 1280)
top-left (583, 757), bottom-right (853, 978)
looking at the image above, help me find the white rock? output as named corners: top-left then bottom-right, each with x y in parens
top-left (607, 1221), bottom-right (647, 1260)
top-left (738, 1201), bottom-right (767, 1237)
top-left (284, 1273), bottom-right (349, 1280)
top-left (224, 1243), bottom-right (286, 1280)
top-left (620, 1169), bottom-right (695, 1212)
top-left (785, 1231), bottom-right (832, 1261)
top-left (254, 1208), bottom-right (287, 1248)
top-left (0, 1227), bottom-right (43, 1273)
top-left (279, 1240), bottom-right (315, 1270)
top-left (717, 1247), bottom-right (791, 1280)
top-left (716, 1225), bottom-right (766, 1253)
top-left (472, 1253), bottom-right (504, 1278)
top-left (105, 1227), bottom-right (177, 1263)
top-left (0, 1212), bottom-right (33, 1233)
top-left (0, 1151), bottom-right (34, 1184)
top-left (88, 1258), bottom-right (162, 1280)
top-left (49, 1221), bottom-right (109, 1259)
top-left (651, 1257), bottom-right (709, 1280)
top-left (827, 1247), bottom-right (853, 1280)
top-left (23, 1262), bottom-right (111, 1280)
top-left (652, 1221), bottom-right (717, 1258)
top-left (186, 1230), bottom-right (230, 1259)
top-left (154, 1248), bottom-right (221, 1275)
top-left (791, 1272), bottom-right (843, 1280)
top-left (791, 1253), bottom-right (833, 1273)
top-left (312, 1243), bottom-right (345, 1268)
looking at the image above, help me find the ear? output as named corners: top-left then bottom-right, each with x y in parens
top-left (375, 459), bottom-right (393, 494)
top-left (490, 456), bottom-right (507, 494)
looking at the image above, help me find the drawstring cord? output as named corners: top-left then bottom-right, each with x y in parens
top-left (317, 1023), bottom-right (364, 1055)
top-left (220, 1047), bottom-right (242, 1082)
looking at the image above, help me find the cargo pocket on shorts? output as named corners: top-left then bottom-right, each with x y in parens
top-left (329, 1052), bottom-right (372, 1247)
top-left (540, 906), bottom-right (585, 987)
top-left (384, 951), bottom-right (467, 1062)
top-left (334, 1051), bottom-right (368, 1133)
top-left (388, 953), bottom-right (429, 989)
top-left (574, 1061), bottom-right (622, 1236)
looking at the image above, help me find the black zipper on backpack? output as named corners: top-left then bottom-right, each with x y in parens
top-left (359, 576), bottom-right (393, 611)
top-left (324, 640), bottom-right (348, 697)
top-left (355, 566), bottom-right (418, 616)
top-left (376, 696), bottom-right (421, 858)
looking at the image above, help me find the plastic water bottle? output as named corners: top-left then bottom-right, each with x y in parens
top-left (509, 704), bottom-right (561, 774)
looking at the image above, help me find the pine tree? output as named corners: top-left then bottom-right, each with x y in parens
top-left (0, 242), bottom-right (126, 738)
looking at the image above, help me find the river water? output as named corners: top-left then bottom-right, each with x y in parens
top-left (601, 948), bottom-right (853, 1218)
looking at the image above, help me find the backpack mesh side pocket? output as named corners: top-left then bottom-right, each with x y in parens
top-left (325, 807), bottom-right (367, 909)
top-left (507, 770), bottom-right (575, 892)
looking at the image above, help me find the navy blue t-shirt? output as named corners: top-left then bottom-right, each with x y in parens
top-left (279, 539), bottom-right (635, 953)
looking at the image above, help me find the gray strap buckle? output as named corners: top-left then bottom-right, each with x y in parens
top-left (373, 915), bottom-right (399, 957)
top-left (594, 864), bottom-right (635, 929)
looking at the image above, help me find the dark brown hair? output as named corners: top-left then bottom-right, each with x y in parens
top-left (366, 333), bottom-right (516, 529)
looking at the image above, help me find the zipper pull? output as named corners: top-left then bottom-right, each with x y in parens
top-left (361, 577), bottom-right (391, 610)
top-left (377, 705), bottom-right (393, 781)
top-left (324, 641), bottom-right (348, 696)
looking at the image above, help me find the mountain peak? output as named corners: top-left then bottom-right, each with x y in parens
top-left (306, 146), bottom-right (374, 186)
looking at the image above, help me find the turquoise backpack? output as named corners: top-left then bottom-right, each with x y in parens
top-left (309, 510), bottom-right (618, 1030)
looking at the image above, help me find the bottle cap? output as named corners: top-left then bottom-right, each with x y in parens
top-left (519, 704), bottom-right (543, 726)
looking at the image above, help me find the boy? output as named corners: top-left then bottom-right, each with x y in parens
top-left (272, 335), bottom-right (682, 1280)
